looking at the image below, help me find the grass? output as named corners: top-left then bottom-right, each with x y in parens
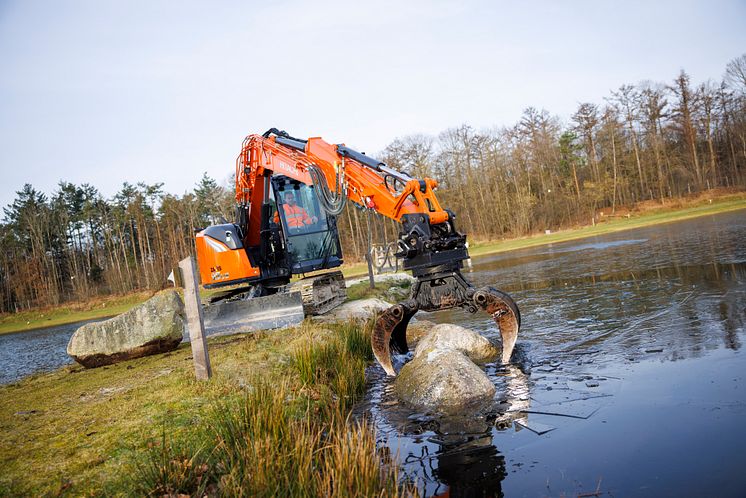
top-left (0, 291), bottom-right (155, 336)
top-left (466, 193), bottom-right (746, 258)
top-left (345, 278), bottom-right (412, 303)
top-left (3, 191), bottom-right (744, 335)
top-left (0, 319), bottom-right (413, 497)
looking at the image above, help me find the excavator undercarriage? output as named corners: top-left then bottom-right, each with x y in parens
top-left (289, 270), bottom-right (347, 316)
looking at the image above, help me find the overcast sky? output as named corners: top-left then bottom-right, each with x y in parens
top-left (1, 0), bottom-right (744, 208)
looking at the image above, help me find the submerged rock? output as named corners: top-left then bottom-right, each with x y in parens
top-left (394, 348), bottom-right (496, 415)
top-left (413, 323), bottom-right (499, 364)
top-left (67, 290), bottom-right (185, 368)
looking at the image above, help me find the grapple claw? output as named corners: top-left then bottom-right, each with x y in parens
top-left (472, 287), bottom-right (521, 363)
top-left (372, 300), bottom-right (418, 376)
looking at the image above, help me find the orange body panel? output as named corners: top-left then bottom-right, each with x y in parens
top-left (195, 232), bottom-right (260, 286)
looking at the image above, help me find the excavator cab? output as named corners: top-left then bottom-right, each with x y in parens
top-left (271, 176), bottom-right (343, 274)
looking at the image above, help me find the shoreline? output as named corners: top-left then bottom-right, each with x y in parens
top-left (0, 292), bottom-right (154, 336)
top-left (468, 194), bottom-right (746, 258)
top-left (2, 193), bottom-right (744, 335)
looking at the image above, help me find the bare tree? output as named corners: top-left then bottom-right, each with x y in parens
top-left (639, 81), bottom-right (670, 200)
top-left (725, 53), bottom-right (746, 93)
top-left (572, 103), bottom-right (601, 182)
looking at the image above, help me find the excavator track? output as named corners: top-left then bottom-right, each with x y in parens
top-left (290, 270), bottom-right (347, 316)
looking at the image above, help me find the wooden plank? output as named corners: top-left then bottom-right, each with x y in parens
top-left (178, 256), bottom-right (212, 380)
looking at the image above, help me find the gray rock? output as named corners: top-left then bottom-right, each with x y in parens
top-left (406, 319), bottom-right (436, 348)
top-left (315, 298), bottom-right (390, 322)
top-left (394, 348), bottom-right (496, 416)
top-left (413, 323), bottom-right (499, 364)
top-left (67, 290), bottom-right (184, 368)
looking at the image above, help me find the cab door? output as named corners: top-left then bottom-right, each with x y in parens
top-left (272, 176), bottom-right (343, 274)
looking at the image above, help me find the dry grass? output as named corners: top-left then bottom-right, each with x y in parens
top-left (345, 279), bottom-right (412, 303)
top-left (128, 320), bottom-right (408, 497)
top-left (468, 193), bottom-right (746, 257)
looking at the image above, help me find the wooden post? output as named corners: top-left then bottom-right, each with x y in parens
top-left (365, 251), bottom-right (375, 290)
top-left (365, 210), bottom-right (375, 290)
top-left (179, 256), bottom-right (212, 380)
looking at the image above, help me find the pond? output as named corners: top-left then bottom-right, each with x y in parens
top-left (356, 209), bottom-right (746, 497)
top-left (0, 320), bottom-right (102, 385)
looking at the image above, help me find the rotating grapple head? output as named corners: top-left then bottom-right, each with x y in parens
top-left (371, 272), bottom-right (520, 376)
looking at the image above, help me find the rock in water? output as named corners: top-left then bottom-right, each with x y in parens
top-left (67, 291), bottom-right (185, 368)
top-left (413, 323), bottom-right (499, 364)
top-left (406, 319), bottom-right (437, 348)
top-left (394, 348), bottom-right (496, 415)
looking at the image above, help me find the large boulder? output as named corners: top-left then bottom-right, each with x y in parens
top-left (406, 319), bottom-right (436, 348)
top-left (67, 290), bottom-right (185, 368)
top-left (413, 323), bottom-right (499, 364)
top-left (394, 348), bottom-right (496, 416)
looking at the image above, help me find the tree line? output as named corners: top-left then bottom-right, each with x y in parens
top-left (0, 176), bottom-right (232, 312)
top-left (2, 56), bottom-right (746, 312)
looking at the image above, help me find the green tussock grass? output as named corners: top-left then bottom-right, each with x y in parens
top-left (0, 320), bottom-right (413, 497)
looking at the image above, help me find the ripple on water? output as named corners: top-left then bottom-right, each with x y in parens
top-left (0, 319), bottom-right (103, 385)
top-left (357, 209), bottom-right (746, 497)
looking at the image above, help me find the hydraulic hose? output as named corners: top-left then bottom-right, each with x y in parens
top-left (309, 164), bottom-right (346, 216)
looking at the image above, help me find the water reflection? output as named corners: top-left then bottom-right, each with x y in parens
top-left (432, 434), bottom-right (505, 498)
top-left (493, 365), bottom-right (531, 430)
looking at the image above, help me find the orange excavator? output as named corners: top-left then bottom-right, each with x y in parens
top-left (195, 128), bottom-right (520, 375)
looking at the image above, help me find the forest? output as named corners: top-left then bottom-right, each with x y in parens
top-left (2, 56), bottom-right (746, 313)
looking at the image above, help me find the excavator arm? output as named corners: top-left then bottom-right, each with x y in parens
top-left (234, 129), bottom-right (520, 376)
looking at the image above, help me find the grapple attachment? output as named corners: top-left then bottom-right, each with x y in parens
top-left (372, 269), bottom-right (521, 376)
top-left (372, 210), bottom-right (521, 376)
top-left (371, 301), bottom-right (418, 376)
top-left (472, 287), bottom-right (521, 364)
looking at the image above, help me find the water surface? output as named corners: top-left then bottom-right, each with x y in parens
top-left (358, 209), bottom-right (746, 497)
top-left (3, 210), bottom-right (745, 495)
top-left (0, 320), bottom-right (102, 384)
